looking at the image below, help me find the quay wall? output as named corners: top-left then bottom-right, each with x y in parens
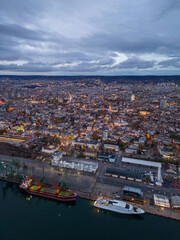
top-left (0, 177), bottom-right (179, 221)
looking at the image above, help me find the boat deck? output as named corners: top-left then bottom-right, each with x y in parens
top-left (29, 185), bottom-right (70, 197)
top-left (40, 187), bottom-right (57, 194)
top-left (58, 192), bottom-right (69, 197)
top-left (29, 185), bottom-right (39, 191)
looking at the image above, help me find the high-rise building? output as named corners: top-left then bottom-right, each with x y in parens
top-left (103, 130), bottom-right (108, 140)
top-left (131, 95), bottom-right (135, 101)
top-left (160, 100), bottom-right (167, 109)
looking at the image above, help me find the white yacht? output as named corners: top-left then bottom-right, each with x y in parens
top-left (94, 197), bottom-right (145, 215)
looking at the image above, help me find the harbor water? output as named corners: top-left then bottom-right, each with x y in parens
top-left (0, 181), bottom-right (179, 240)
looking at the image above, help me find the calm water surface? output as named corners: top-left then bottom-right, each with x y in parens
top-left (0, 182), bottom-right (179, 240)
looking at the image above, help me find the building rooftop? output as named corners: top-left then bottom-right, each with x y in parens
top-left (122, 157), bottom-right (162, 168)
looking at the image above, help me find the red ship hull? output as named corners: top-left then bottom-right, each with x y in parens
top-left (22, 188), bottom-right (76, 202)
top-left (20, 176), bottom-right (76, 202)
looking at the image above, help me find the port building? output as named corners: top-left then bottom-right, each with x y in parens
top-left (153, 194), bottom-right (170, 208)
top-left (57, 158), bottom-right (98, 173)
top-left (122, 157), bottom-right (163, 185)
top-left (122, 186), bottom-right (145, 204)
top-left (171, 196), bottom-right (180, 210)
top-left (105, 167), bottom-right (142, 182)
top-left (51, 151), bottom-right (63, 166)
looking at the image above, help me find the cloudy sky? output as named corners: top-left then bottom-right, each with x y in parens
top-left (0, 0), bottom-right (180, 75)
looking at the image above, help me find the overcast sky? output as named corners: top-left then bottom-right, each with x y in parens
top-left (0, 0), bottom-right (180, 75)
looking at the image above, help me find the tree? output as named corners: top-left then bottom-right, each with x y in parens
top-left (15, 160), bottom-right (21, 169)
top-left (92, 131), bottom-right (99, 141)
top-left (28, 164), bottom-right (33, 176)
top-left (0, 129), bottom-right (7, 135)
top-left (34, 132), bottom-right (41, 137)
top-left (23, 162), bottom-right (27, 171)
top-left (60, 181), bottom-right (67, 190)
top-left (145, 176), bottom-right (151, 184)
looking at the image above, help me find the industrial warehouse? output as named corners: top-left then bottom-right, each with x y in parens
top-left (57, 158), bottom-right (99, 173)
top-left (122, 186), bottom-right (145, 204)
top-left (121, 157), bottom-right (163, 185)
top-left (105, 167), bottom-right (143, 182)
top-left (153, 194), bottom-right (170, 208)
top-left (171, 196), bottom-right (180, 211)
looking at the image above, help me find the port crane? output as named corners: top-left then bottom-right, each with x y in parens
top-left (51, 178), bottom-right (60, 194)
top-left (34, 175), bottom-right (41, 190)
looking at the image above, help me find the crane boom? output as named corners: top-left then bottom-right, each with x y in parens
top-left (34, 175), bottom-right (41, 186)
top-left (51, 178), bottom-right (59, 193)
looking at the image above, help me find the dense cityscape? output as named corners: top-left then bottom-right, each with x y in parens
top-left (0, 77), bottom-right (179, 162)
top-left (0, 76), bottom-right (179, 220)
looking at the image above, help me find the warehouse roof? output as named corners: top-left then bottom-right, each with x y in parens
top-left (106, 168), bottom-right (142, 180)
top-left (123, 186), bottom-right (143, 195)
top-left (122, 157), bottom-right (161, 168)
top-left (171, 196), bottom-right (180, 207)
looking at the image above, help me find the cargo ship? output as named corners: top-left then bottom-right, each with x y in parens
top-left (94, 197), bottom-right (145, 215)
top-left (20, 176), bottom-right (76, 202)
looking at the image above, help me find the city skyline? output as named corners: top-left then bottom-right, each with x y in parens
top-left (0, 0), bottom-right (180, 75)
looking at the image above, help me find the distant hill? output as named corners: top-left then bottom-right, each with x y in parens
top-left (0, 75), bottom-right (180, 84)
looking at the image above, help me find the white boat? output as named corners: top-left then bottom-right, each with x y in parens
top-left (94, 197), bottom-right (145, 215)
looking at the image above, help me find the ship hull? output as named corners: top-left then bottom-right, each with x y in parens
top-left (94, 204), bottom-right (142, 214)
top-left (94, 198), bottom-right (145, 215)
top-left (21, 188), bottom-right (76, 202)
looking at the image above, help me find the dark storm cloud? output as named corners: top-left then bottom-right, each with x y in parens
top-left (156, 0), bottom-right (180, 17)
top-left (0, 23), bottom-right (46, 41)
top-left (158, 58), bottom-right (180, 69)
top-left (54, 57), bottom-right (116, 73)
top-left (0, 0), bottom-right (180, 74)
top-left (117, 57), bottom-right (155, 69)
top-left (0, 62), bottom-right (55, 72)
top-left (54, 57), bottom-right (154, 73)
top-left (79, 33), bottom-right (164, 53)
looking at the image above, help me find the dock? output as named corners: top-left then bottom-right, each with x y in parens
top-left (74, 190), bottom-right (180, 221)
top-left (0, 177), bottom-right (180, 221)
